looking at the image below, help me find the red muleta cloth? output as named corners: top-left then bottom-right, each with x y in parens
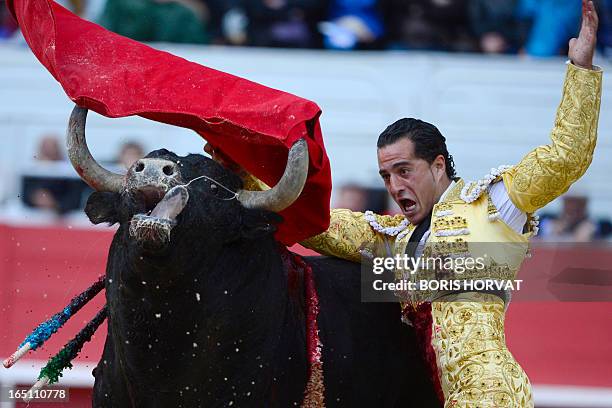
top-left (7, 0), bottom-right (331, 246)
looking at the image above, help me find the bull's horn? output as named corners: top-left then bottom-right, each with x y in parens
top-left (238, 139), bottom-right (309, 212)
top-left (66, 106), bottom-right (124, 192)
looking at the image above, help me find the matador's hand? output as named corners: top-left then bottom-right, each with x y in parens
top-left (569, 0), bottom-right (599, 70)
top-left (204, 143), bottom-right (247, 177)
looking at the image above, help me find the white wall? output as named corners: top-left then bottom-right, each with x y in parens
top-left (0, 43), bottom-right (610, 217)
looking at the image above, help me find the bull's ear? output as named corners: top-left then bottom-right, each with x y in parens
top-left (85, 192), bottom-right (121, 225)
top-left (240, 209), bottom-right (282, 240)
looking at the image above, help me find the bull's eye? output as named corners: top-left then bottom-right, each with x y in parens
top-left (163, 165), bottom-right (175, 176)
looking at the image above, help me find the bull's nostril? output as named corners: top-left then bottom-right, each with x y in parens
top-left (135, 162), bottom-right (145, 172)
top-left (163, 165), bottom-right (175, 176)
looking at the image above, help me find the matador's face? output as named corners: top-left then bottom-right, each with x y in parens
top-left (377, 137), bottom-right (447, 225)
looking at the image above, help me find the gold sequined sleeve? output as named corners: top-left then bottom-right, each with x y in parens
top-left (300, 209), bottom-right (379, 263)
top-left (502, 63), bottom-right (603, 213)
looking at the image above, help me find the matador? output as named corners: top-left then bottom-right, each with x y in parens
top-left (236, 1), bottom-right (603, 406)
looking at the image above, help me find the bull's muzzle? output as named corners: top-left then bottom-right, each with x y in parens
top-left (129, 185), bottom-right (189, 246)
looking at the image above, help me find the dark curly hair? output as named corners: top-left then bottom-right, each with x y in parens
top-left (377, 118), bottom-right (457, 179)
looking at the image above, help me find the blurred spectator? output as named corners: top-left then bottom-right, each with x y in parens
top-left (539, 194), bottom-right (596, 242)
top-left (220, 6), bottom-right (249, 45)
top-left (468, 0), bottom-right (519, 54)
top-left (383, 0), bottom-right (476, 52)
top-left (516, 0), bottom-right (581, 57)
top-left (18, 135), bottom-right (101, 218)
top-left (319, 0), bottom-right (385, 50)
top-left (2, 0), bottom-right (605, 56)
top-left (242, 0), bottom-right (325, 48)
top-left (597, 0), bottom-right (612, 57)
top-left (366, 187), bottom-right (391, 214)
top-left (0, 0), bottom-right (18, 39)
top-left (334, 183), bottom-right (389, 213)
top-left (25, 135), bottom-right (66, 215)
top-left (29, 187), bottom-right (60, 212)
top-left (98, 0), bottom-right (210, 44)
top-left (201, 0), bottom-right (245, 44)
top-left (34, 134), bottom-right (64, 161)
top-left (117, 141), bottom-right (145, 170)
top-left (334, 184), bottom-right (369, 211)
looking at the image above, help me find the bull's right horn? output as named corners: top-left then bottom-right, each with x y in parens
top-left (66, 106), bottom-right (124, 192)
top-left (237, 139), bottom-right (309, 212)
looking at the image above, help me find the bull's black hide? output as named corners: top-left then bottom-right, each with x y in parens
top-left (86, 150), bottom-right (440, 408)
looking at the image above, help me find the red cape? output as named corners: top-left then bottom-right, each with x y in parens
top-left (7, 0), bottom-right (331, 245)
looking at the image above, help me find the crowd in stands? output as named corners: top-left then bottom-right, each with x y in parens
top-left (536, 193), bottom-right (612, 242)
top-left (1, 0), bottom-right (611, 238)
top-left (0, 133), bottom-right (146, 222)
top-left (1, 132), bottom-right (611, 241)
top-left (1, 0), bottom-right (611, 56)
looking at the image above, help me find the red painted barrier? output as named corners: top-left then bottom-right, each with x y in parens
top-left (1, 223), bottom-right (611, 400)
top-left (0, 224), bottom-right (111, 375)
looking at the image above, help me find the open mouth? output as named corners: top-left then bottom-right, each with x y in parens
top-left (134, 185), bottom-right (168, 214)
top-left (399, 198), bottom-right (417, 214)
top-left (128, 185), bottom-right (190, 245)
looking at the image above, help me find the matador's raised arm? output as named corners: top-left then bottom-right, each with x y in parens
top-left (502, 0), bottom-right (603, 213)
top-left (501, 63), bottom-right (602, 213)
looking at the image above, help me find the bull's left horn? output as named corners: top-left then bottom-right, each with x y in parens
top-left (66, 106), bottom-right (124, 192)
top-left (237, 139), bottom-right (309, 212)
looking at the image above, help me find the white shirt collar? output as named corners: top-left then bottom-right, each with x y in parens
top-left (438, 180), bottom-right (456, 203)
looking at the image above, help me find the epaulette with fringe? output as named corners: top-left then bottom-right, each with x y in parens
top-left (364, 210), bottom-right (410, 237)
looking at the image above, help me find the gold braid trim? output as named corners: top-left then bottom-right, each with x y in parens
top-left (372, 212), bottom-right (408, 228)
top-left (502, 63), bottom-right (603, 213)
top-left (431, 292), bottom-right (533, 407)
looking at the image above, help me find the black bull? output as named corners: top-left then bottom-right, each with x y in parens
top-left (85, 149), bottom-right (440, 407)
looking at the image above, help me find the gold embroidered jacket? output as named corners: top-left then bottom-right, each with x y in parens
top-left (241, 63), bottom-right (603, 407)
top-left (301, 63), bottom-right (602, 259)
top-left (300, 63), bottom-right (601, 408)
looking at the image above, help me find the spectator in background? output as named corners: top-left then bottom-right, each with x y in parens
top-left (383, 0), bottom-right (476, 52)
top-left (200, 0), bottom-right (245, 44)
top-left (34, 134), bottom-right (64, 161)
top-left (319, 0), bottom-right (385, 50)
top-left (539, 193), bottom-right (597, 242)
top-left (597, 0), bottom-right (612, 56)
top-left (27, 135), bottom-right (65, 214)
top-left (333, 183), bottom-right (390, 214)
top-left (117, 141), bottom-right (145, 170)
top-left (516, 0), bottom-right (582, 57)
top-left (334, 184), bottom-right (369, 211)
top-left (98, 0), bottom-right (210, 44)
top-left (468, 0), bottom-right (519, 54)
top-left (17, 135), bottom-right (93, 218)
top-left (0, 0), bottom-right (18, 39)
top-left (242, 0), bottom-right (325, 48)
